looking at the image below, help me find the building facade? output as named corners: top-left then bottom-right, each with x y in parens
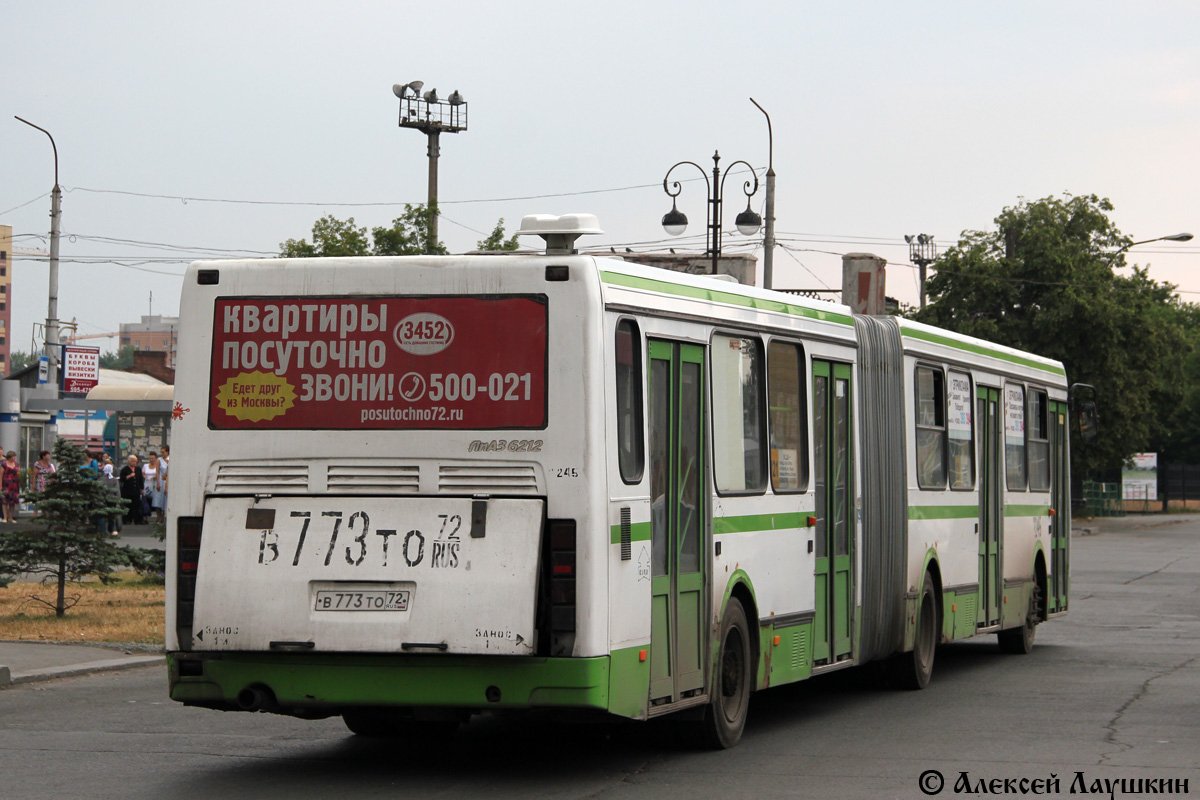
top-left (120, 314), bottom-right (180, 368)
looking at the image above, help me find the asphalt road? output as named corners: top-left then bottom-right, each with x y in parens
top-left (1, 515), bottom-right (1197, 800)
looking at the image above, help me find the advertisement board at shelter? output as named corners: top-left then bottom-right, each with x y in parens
top-left (208, 295), bottom-right (547, 430)
top-left (61, 345), bottom-right (100, 395)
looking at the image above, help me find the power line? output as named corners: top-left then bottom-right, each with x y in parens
top-left (60, 169), bottom-right (760, 209)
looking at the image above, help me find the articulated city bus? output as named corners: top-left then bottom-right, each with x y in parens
top-left (166, 214), bottom-right (1087, 748)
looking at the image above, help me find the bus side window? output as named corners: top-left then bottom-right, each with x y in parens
top-left (767, 341), bottom-right (808, 492)
top-left (947, 370), bottom-right (974, 490)
top-left (1005, 384), bottom-right (1027, 491)
top-left (712, 334), bottom-right (767, 494)
top-left (1027, 389), bottom-right (1050, 491)
top-left (915, 365), bottom-right (946, 489)
top-left (615, 319), bottom-right (645, 484)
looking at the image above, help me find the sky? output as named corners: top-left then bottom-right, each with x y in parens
top-left (3, 0), bottom-right (1199, 354)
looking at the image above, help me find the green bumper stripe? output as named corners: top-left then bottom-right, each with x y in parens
top-left (901, 328), bottom-right (1066, 376)
top-left (909, 505), bottom-right (979, 520)
top-left (601, 271), bottom-right (853, 326)
top-left (169, 653), bottom-right (611, 712)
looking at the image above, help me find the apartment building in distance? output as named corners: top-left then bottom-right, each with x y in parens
top-left (0, 225), bottom-right (11, 376)
top-left (120, 314), bottom-right (179, 368)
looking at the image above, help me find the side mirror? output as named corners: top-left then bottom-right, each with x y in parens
top-left (1076, 401), bottom-right (1099, 445)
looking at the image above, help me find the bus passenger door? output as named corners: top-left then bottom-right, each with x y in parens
top-left (1049, 401), bottom-right (1069, 612)
top-left (977, 387), bottom-right (1002, 628)
top-left (812, 360), bottom-right (854, 664)
top-left (648, 340), bottom-right (707, 704)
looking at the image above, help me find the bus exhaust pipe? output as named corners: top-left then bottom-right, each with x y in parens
top-left (236, 686), bottom-right (275, 712)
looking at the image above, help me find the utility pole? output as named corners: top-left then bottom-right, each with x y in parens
top-left (750, 98), bottom-right (776, 290)
top-left (15, 116), bottom-right (61, 389)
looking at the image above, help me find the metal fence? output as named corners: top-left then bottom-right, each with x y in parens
top-left (1161, 463), bottom-right (1200, 508)
top-left (1082, 481), bottom-right (1125, 517)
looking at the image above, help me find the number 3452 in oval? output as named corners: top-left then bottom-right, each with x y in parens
top-left (394, 313), bottom-right (455, 356)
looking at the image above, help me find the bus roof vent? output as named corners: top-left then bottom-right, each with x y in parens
top-left (518, 213), bottom-right (604, 255)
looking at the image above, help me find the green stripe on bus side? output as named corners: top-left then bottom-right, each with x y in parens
top-left (600, 271), bottom-right (854, 326)
top-left (900, 328), bottom-right (1066, 376)
top-left (610, 512), bottom-right (808, 543)
top-left (610, 521), bottom-right (652, 544)
top-left (909, 504), bottom-right (1051, 519)
top-left (1004, 504), bottom-right (1051, 518)
top-left (908, 505), bottom-right (979, 520)
top-left (713, 512), bottom-right (808, 535)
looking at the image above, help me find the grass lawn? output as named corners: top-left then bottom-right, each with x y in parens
top-left (0, 571), bottom-right (165, 644)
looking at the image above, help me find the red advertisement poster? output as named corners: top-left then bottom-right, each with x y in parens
top-left (209, 296), bottom-right (547, 430)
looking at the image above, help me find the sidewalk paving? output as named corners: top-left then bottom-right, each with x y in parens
top-left (0, 641), bottom-right (164, 688)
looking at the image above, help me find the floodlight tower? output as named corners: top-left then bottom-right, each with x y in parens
top-left (393, 82), bottom-right (468, 254)
top-left (906, 233), bottom-right (937, 309)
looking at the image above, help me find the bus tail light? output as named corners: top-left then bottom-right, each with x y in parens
top-left (176, 516), bottom-right (203, 649)
top-left (544, 519), bottom-right (576, 656)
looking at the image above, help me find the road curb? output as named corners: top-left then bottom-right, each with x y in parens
top-left (0, 655), bottom-right (164, 688)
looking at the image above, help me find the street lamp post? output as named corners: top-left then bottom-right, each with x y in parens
top-left (906, 233), bottom-right (937, 309)
top-left (15, 116), bottom-right (61, 390)
top-left (661, 151), bottom-right (762, 276)
top-left (749, 98), bottom-right (776, 290)
top-left (392, 82), bottom-right (468, 255)
top-left (1108, 232), bottom-right (1193, 265)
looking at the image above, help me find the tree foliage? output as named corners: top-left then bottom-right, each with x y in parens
top-left (0, 439), bottom-right (129, 617)
top-left (7, 350), bottom-right (34, 373)
top-left (279, 206), bottom-right (521, 258)
top-left (911, 194), bottom-right (1199, 476)
top-left (476, 218), bottom-right (520, 251)
top-left (99, 344), bottom-right (136, 370)
top-left (279, 204), bottom-right (448, 257)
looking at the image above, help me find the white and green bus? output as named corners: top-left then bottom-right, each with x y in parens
top-left (166, 214), bottom-right (1089, 748)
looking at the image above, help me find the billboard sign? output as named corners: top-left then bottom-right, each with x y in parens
top-left (208, 295), bottom-right (548, 430)
top-left (1122, 452), bottom-right (1158, 501)
top-left (61, 345), bottom-right (101, 395)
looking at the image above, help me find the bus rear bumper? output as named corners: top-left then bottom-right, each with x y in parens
top-left (168, 652), bottom-right (613, 715)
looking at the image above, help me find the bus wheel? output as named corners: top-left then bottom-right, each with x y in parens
top-left (342, 708), bottom-right (459, 740)
top-left (698, 598), bottom-right (752, 749)
top-left (998, 583), bottom-right (1039, 655)
top-left (891, 571), bottom-right (938, 690)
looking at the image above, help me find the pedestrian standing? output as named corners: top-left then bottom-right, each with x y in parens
top-left (1, 451), bottom-right (19, 523)
top-left (119, 454), bottom-right (144, 525)
top-left (31, 451), bottom-right (56, 518)
top-left (159, 445), bottom-right (170, 518)
top-left (143, 451), bottom-right (165, 524)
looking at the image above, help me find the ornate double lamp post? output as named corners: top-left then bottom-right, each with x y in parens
top-left (661, 151), bottom-right (761, 276)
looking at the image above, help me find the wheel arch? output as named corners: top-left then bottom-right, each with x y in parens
top-left (718, 571), bottom-right (761, 691)
top-left (919, 547), bottom-right (945, 642)
top-left (1032, 548), bottom-right (1049, 622)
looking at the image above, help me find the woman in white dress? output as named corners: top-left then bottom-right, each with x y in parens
top-left (142, 451), bottom-right (165, 524)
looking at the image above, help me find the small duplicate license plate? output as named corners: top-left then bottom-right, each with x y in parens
top-left (314, 589), bottom-right (410, 612)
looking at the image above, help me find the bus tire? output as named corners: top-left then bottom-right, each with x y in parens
top-left (342, 708), bottom-right (459, 740)
top-left (891, 570), bottom-right (938, 690)
top-left (697, 597), bottom-right (752, 749)
top-left (998, 583), bottom-right (1039, 655)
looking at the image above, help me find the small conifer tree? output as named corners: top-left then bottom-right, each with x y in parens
top-left (0, 438), bottom-right (128, 617)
